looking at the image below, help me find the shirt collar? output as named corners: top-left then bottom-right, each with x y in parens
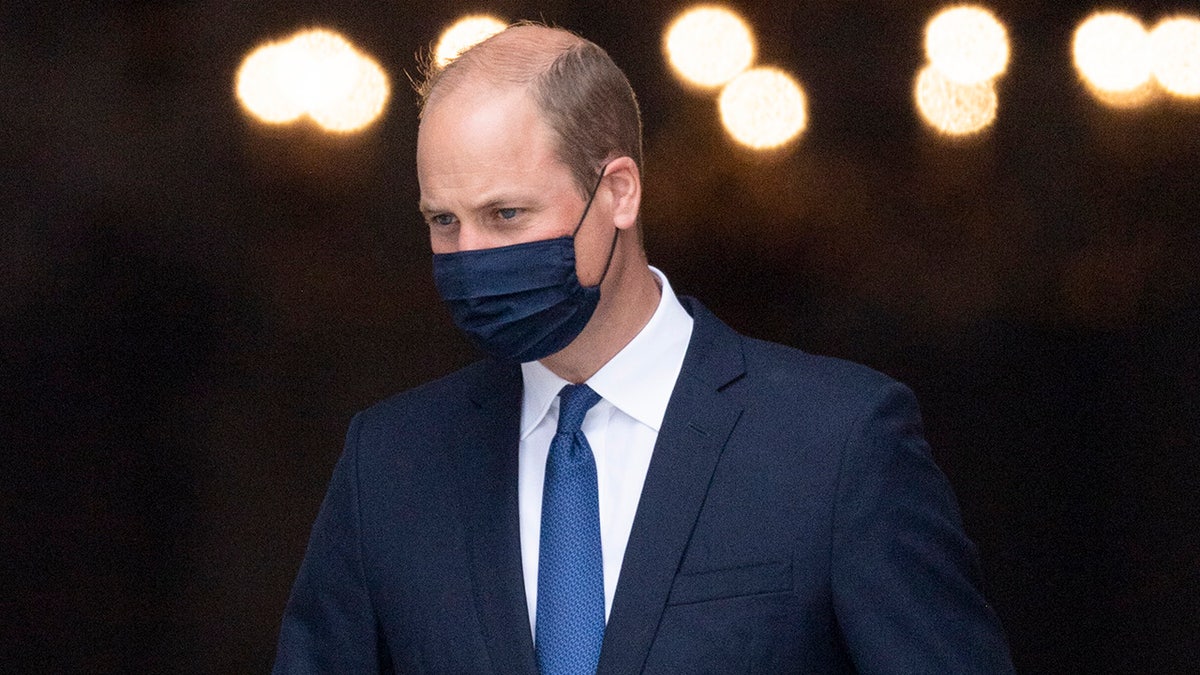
top-left (520, 266), bottom-right (694, 439)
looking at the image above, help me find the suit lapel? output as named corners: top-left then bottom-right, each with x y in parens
top-left (459, 361), bottom-right (539, 675)
top-left (598, 299), bottom-right (746, 674)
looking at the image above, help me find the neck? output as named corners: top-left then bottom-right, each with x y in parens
top-left (538, 245), bottom-right (660, 384)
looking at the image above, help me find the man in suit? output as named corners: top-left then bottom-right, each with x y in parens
top-left (274, 23), bottom-right (1014, 673)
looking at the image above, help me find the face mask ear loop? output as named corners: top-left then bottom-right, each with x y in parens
top-left (571, 163), bottom-right (609, 237)
top-left (574, 162), bottom-right (619, 289)
top-left (594, 228), bottom-right (620, 288)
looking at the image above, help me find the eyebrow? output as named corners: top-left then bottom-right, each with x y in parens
top-left (419, 191), bottom-right (540, 216)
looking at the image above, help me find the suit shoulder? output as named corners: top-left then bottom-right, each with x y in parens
top-left (727, 336), bottom-right (926, 470)
top-left (739, 335), bottom-right (900, 399)
top-left (339, 359), bottom-right (518, 474)
top-left (352, 359), bottom-right (504, 431)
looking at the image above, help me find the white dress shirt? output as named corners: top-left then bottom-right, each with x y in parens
top-left (518, 266), bottom-right (694, 638)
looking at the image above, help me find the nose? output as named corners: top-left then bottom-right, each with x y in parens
top-left (454, 222), bottom-right (496, 252)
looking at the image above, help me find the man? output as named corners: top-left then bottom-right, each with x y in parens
top-left (274, 23), bottom-right (1014, 673)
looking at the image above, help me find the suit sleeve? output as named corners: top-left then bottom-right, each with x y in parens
top-left (830, 382), bottom-right (1014, 674)
top-left (273, 413), bottom-right (390, 674)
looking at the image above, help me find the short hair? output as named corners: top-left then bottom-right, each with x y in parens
top-left (416, 23), bottom-right (643, 198)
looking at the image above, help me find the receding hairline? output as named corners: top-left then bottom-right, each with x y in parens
top-left (420, 23), bottom-right (589, 116)
top-left (417, 21), bottom-right (644, 201)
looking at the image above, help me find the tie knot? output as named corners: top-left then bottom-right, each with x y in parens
top-left (555, 383), bottom-right (601, 435)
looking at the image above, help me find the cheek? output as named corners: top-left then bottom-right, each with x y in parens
top-left (574, 221), bottom-right (618, 287)
top-left (428, 229), bottom-right (457, 254)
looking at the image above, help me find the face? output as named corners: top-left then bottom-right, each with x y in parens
top-left (417, 84), bottom-right (613, 285)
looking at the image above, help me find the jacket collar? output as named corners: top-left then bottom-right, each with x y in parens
top-left (597, 296), bottom-right (746, 674)
top-left (460, 297), bottom-right (746, 674)
top-left (459, 359), bottom-right (539, 674)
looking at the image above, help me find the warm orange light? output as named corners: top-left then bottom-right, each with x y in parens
top-left (1150, 16), bottom-right (1200, 98)
top-left (665, 5), bottom-right (756, 88)
top-left (434, 15), bottom-right (507, 68)
top-left (718, 67), bottom-right (807, 149)
top-left (925, 5), bottom-right (1010, 85)
top-left (1073, 12), bottom-right (1153, 102)
top-left (237, 41), bottom-right (307, 124)
top-left (914, 65), bottom-right (997, 136)
top-left (236, 29), bottom-right (390, 133)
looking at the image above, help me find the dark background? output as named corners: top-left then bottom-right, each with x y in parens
top-left (3, 0), bottom-right (1198, 671)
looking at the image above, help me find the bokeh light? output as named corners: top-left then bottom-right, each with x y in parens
top-left (1150, 16), bottom-right (1200, 98)
top-left (914, 65), bottom-right (998, 136)
top-left (718, 67), bottom-right (807, 150)
top-left (665, 5), bottom-right (756, 88)
top-left (1073, 13), bottom-right (1153, 101)
top-left (287, 30), bottom-right (390, 133)
top-left (434, 15), bottom-right (507, 68)
top-left (925, 5), bottom-right (1010, 84)
top-left (237, 42), bottom-right (308, 124)
top-left (236, 29), bottom-right (390, 133)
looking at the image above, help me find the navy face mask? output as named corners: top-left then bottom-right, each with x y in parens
top-left (431, 166), bottom-right (618, 363)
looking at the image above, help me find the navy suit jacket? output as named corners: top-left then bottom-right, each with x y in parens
top-left (274, 298), bottom-right (1013, 673)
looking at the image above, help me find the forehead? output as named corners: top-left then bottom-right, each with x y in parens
top-left (420, 83), bottom-right (549, 168)
top-left (416, 82), bottom-right (576, 208)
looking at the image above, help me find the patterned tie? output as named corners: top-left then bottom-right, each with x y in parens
top-left (536, 383), bottom-right (605, 675)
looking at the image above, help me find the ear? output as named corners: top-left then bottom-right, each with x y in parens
top-left (603, 156), bottom-right (641, 231)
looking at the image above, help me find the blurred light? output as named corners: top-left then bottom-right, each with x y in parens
top-left (237, 29), bottom-right (390, 133)
top-left (1150, 16), bottom-right (1200, 98)
top-left (237, 42), bottom-right (307, 124)
top-left (665, 5), bottom-right (756, 88)
top-left (1073, 13), bottom-right (1153, 100)
top-left (914, 65), bottom-right (997, 136)
top-left (308, 53), bottom-right (390, 132)
top-left (925, 6), bottom-right (1010, 84)
top-left (718, 67), bottom-right (807, 149)
top-left (1088, 83), bottom-right (1158, 109)
top-left (435, 15), bottom-right (507, 68)
top-left (288, 30), bottom-right (390, 133)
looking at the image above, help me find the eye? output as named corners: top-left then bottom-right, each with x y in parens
top-left (497, 207), bottom-right (520, 220)
top-left (428, 213), bottom-right (456, 227)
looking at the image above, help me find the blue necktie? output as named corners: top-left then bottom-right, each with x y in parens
top-left (536, 383), bottom-right (605, 675)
